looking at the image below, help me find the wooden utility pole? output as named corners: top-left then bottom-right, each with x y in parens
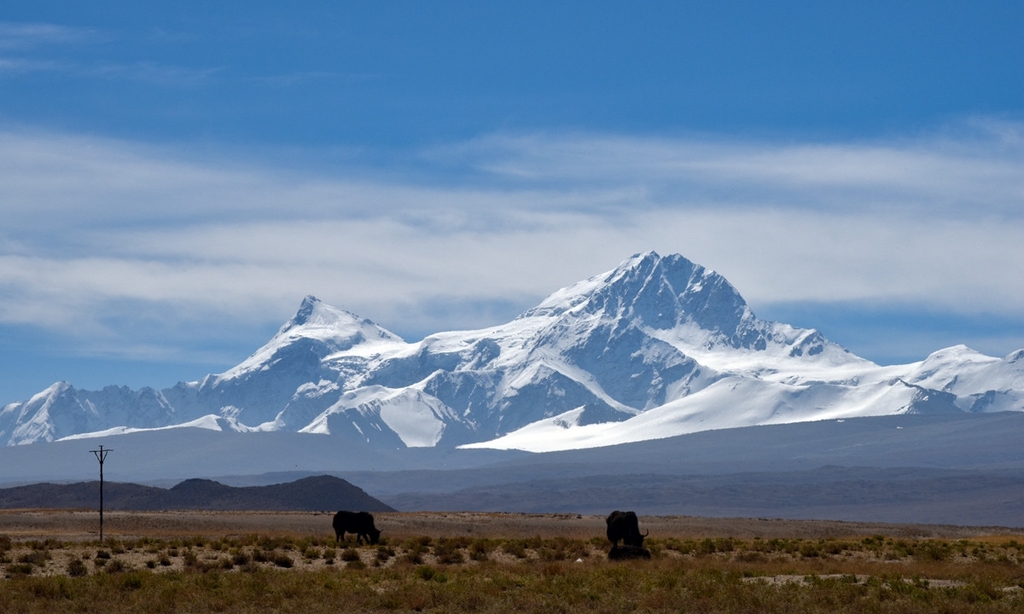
top-left (90, 445), bottom-right (112, 541)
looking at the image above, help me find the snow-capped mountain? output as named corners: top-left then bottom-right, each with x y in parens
top-left (3, 252), bottom-right (1023, 452)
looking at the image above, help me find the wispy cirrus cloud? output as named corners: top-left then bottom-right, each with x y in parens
top-left (1, 121), bottom-right (1022, 362)
top-left (0, 20), bottom-right (218, 85)
top-left (0, 21), bottom-right (103, 49)
top-left (81, 61), bottom-right (222, 86)
top-left (0, 57), bottom-right (66, 74)
top-left (437, 120), bottom-right (1024, 217)
top-left (0, 55), bottom-right (221, 85)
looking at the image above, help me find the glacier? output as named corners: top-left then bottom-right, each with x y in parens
top-left (2, 251), bottom-right (1022, 452)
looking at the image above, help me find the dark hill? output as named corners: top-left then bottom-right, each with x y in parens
top-left (0, 475), bottom-right (395, 512)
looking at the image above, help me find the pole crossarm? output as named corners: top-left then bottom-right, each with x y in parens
top-left (90, 445), bottom-right (111, 465)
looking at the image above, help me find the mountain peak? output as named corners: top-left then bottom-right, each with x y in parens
top-left (526, 251), bottom-right (757, 344)
top-left (290, 295), bottom-right (324, 327)
top-left (216, 297), bottom-right (404, 382)
top-left (277, 297), bottom-right (402, 344)
top-left (282, 295), bottom-right (353, 333)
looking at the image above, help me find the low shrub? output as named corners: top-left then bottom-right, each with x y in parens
top-left (400, 550), bottom-right (424, 565)
top-left (502, 540), bottom-right (529, 559)
top-left (415, 565), bottom-right (436, 581)
top-left (537, 537), bottom-right (588, 561)
top-left (375, 545), bottom-right (394, 564)
top-left (6, 562), bottom-right (34, 575)
top-left (469, 539), bottom-right (492, 562)
top-left (433, 538), bottom-right (465, 565)
top-left (735, 550), bottom-right (768, 563)
top-left (400, 538), bottom-right (429, 564)
top-left (18, 551), bottom-right (50, 567)
top-left (800, 543), bottom-right (821, 558)
top-left (67, 558), bottom-right (89, 577)
top-left (121, 574), bottom-right (143, 590)
top-left (340, 548), bottom-right (361, 562)
top-left (273, 553), bottom-right (293, 568)
top-left (915, 540), bottom-right (952, 562)
top-left (259, 536), bottom-right (291, 551)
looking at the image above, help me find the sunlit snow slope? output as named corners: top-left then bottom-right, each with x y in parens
top-left (3, 252), bottom-right (1022, 451)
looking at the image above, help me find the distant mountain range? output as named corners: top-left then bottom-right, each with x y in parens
top-left (3, 251), bottom-right (1022, 452)
top-left (3, 412), bottom-right (1024, 525)
top-left (0, 475), bottom-right (394, 512)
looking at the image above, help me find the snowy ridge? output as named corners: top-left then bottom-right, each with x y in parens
top-left (3, 252), bottom-right (1022, 451)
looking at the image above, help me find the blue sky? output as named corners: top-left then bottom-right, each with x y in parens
top-left (2, 1), bottom-right (1023, 405)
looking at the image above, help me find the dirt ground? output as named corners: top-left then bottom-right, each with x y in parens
top-left (3, 508), bottom-right (1022, 543)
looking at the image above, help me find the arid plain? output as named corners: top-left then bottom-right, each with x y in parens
top-left (4, 509), bottom-right (1024, 613)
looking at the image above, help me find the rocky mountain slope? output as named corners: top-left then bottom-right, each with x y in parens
top-left (3, 252), bottom-right (1022, 451)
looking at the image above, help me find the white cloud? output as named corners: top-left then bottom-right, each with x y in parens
top-left (444, 125), bottom-right (1024, 217)
top-left (0, 22), bottom-right (218, 85)
top-left (0, 22), bottom-right (101, 50)
top-left (1, 123), bottom-right (1022, 359)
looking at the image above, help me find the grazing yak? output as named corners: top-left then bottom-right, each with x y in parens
top-left (605, 510), bottom-right (648, 548)
top-left (332, 511), bottom-right (381, 545)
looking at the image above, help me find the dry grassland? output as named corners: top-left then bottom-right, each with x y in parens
top-left (2, 509), bottom-right (1023, 613)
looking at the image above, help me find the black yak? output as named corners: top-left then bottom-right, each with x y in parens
top-left (332, 510), bottom-right (381, 545)
top-left (606, 510), bottom-right (648, 548)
